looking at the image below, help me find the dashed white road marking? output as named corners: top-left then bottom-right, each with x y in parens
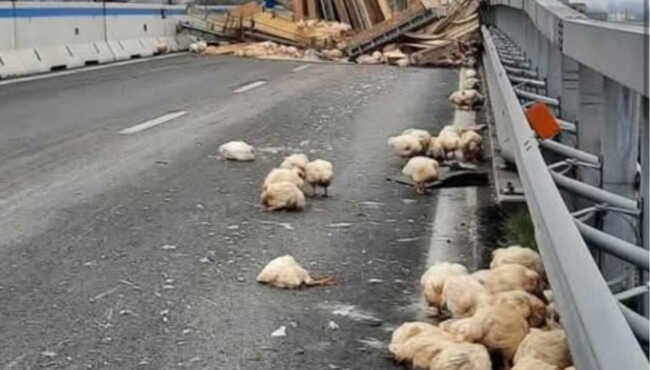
top-left (118, 111), bottom-right (187, 135)
top-left (292, 64), bottom-right (310, 72)
top-left (233, 80), bottom-right (267, 93)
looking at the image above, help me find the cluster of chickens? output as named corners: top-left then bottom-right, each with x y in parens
top-left (261, 153), bottom-right (334, 211)
top-left (449, 68), bottom-right (485, 110)
top-left (387, 68), bottom-right (485, 194)
top-left (216, 141), bottom-right (334, 211)
top-left (390, 246), bottom-right (575, 370)
top-left (388, 124), bottom-right (483, 194)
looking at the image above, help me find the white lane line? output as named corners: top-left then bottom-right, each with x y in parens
top-left (118, 111), bottom-right (187, 135)
top-left (233, 80), bottom-right (267, 93)
top-left (292, 64), bottom-right (310, 72)
top-left (0, 53), bottom-right (187, 87)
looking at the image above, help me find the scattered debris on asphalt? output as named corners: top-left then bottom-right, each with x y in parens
top-left (271, 325), bottom-right (288, 337)
top-left (183, 0), bottom-right (480, 67)
top-left (328, 320), bottom-right (340, 330)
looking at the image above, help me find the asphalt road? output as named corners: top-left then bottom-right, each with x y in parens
top-left (0, 55), bottom-right (499, 370)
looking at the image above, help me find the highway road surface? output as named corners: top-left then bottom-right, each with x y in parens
top-left (0, 54), bottom-right (498, 370)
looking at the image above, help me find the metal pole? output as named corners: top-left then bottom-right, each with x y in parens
top-left (557, 118), bottom-right (577, 133)
top-left (514, 88), bottom-right (559, 106)
top-left (551, 171), bottom-right (639, 211)
top-left (601, 77), bottom-right (641, 290)
top-left (540, 140), bottom-right (600, 165)
top-left (619, 303), bottom-right (650, 344)
top-left (575, 220), bottom-right (649, 270)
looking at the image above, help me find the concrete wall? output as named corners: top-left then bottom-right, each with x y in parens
top-left (0, 2), bottom-right (191, 78)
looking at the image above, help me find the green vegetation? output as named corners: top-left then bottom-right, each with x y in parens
top-left (502, 209), bottom-right (537, 250)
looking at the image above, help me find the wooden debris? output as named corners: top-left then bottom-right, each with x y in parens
top-left (184, 0), bottom-right (481, 68)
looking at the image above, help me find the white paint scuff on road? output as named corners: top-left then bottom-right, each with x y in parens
top-left (327, 303), bottom-right (382, 324)
top-left (233, 80), bottom-right (267, 93)
top-left (119, 111), bottom-right (187, 135)
top-left (292, 64), bottom-right (310, 72)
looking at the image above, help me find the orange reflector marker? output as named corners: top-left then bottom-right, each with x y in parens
top-left (526, 102), bottom-right (561, 139)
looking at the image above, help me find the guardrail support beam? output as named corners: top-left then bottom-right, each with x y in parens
top-left (600, 78), bottom-right (641, 287)
top-left (576, 65), bottom-right (605, 193)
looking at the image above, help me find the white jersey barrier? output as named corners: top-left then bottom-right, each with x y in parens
top-left (0, 2), bottom-right (192, 79)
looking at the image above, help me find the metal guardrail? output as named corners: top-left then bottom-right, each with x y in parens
top-left (482, 26), bottom-right (648, 370)
top-left (488, 0), bottom-right (648, 96)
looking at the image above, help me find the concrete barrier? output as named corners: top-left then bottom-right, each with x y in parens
top-left (0, 2), bottom-right (188, 79)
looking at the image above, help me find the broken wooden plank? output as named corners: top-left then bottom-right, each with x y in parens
top-left (306, 0), bottom-right (321, 19)
top-left (403, 31), bottom-right (443, 40)
top-left (333, 0), bottom-right (351, 25)
top-left (410, 40), bottom-right (465, 66)
top-left (362, 0), bottom-right (385, 25)
top-left (344, 0), bottom-right (361, 30)
top-left (376, 0), bottom-right (393, 20)
top-left (293, 0), bottom-right (307, 20)
top-left (346, 2), bottom-right (442, 57)
top-left (355, 0), bottom-right (372, 29)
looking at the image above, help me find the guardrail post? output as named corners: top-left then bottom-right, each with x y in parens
top-left (576, 65), bottom-right (604, 191)
top-left (600, 78), bottom-right (641, 290)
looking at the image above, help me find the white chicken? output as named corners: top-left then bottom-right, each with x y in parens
top-left (390, 322), bottom-right (491, 370)
top-left (263, 168), bottom-right (304, 191)
top-left (189, 40), bottom-right (207, 53)
top-left (429, 341), bottom-right (492, 370)
top-left (426, 136), bottom-right (445, 159)
top-left (389, 322), bottom-right (451, 364)
top-left (513, 329), bottom-right (573, 369)
top-left (459, 130), bottom-right (482, 161)
top-left (440, 301), bottom-right (530, 365)
top-left (449, 89), bottom-right (484, 110)
top-left (402, 129), bottom-right (432, 150)
top-left (442, 274), bottom-right (492, 318)
top-left (490, 246), bottom-right (545, 277)
top-left (493, 290), bottom-right (546, 328)
top-left (256, 255), bottom-right (335, 288)
top-left (155, 42), bottom-right (169, 54)
top-left (304, 159), bottom-right (334, 196)
top-left (420, 262), bottom-right (469, 309)
top-left (470, 269), bottom-right (491, 287)
top-left (260, 181), bottom-right (305, 211)
top-left (280, 153), bottom-right (309, 178)
top-left (389, 322), bottom-right (442, 355)
top-left (463, 77), bottom-right (480, 90)
top-left (438, 128), bottom-right (462, 160)
top-left (487, 263), bottom-right (543, 296)
top-left (402, 156), bottom-right (440, 194)
top-left (218, 141), bottom-right (256, 161)
top-left (388, 134), bottom-right (424, 158)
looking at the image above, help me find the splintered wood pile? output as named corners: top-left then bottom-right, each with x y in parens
top-left (190, 0), bottom-right (480, 67)
top-left (293, 0), bottom-right (401, 31)
top-left (352, 0), bottom-right (481, 67)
